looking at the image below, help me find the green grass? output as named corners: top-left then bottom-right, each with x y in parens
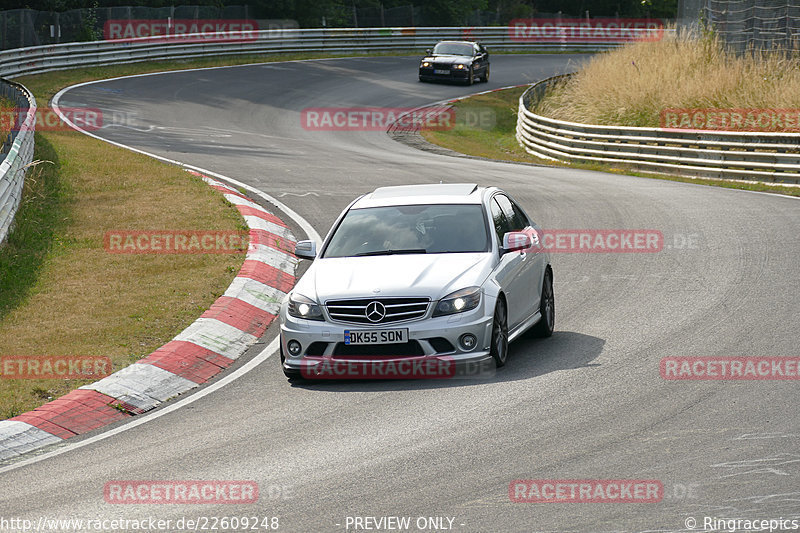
top-left (0, 136), bottom-right (68, 320)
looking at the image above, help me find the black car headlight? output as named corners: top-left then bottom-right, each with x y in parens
top-left (455, 64), bottom-right (466, 70)
top-left (288, 293), bottom-right (324, 321)
top-left (433, 287), bottom-right (481, 317)
top-left (421, 61), bottom-right (431, 67)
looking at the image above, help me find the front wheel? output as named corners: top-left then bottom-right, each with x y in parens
top-left (465, 66), bottom-right (474, 85)
top-left (490, 300), bottom-right (509, 367)
top-left (481, 65), bottom-right (490, 83)
top-left (531, 269), bottom-right (555, 337)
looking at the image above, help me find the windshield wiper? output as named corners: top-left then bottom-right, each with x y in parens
top-left (354, 248), bottom-right (427, 257)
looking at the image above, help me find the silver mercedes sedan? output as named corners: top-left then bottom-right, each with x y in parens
top-left (279, 183), bottom-right (554, 380)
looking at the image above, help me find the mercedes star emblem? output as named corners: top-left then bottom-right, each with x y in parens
top-left (365, 301), bottom-right (386, 322)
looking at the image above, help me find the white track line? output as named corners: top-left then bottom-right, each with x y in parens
top-left (0, 67), bottom-right (326, 474)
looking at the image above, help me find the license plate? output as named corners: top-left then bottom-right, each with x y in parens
top-left (434, 69), bottom-right (450, 75)
top-left (344, 329), bottom-right (408, 345)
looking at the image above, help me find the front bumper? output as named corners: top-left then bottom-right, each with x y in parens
top-left (280, 308), bottom-right (494, 379)
top-left (419, 67), bottom-right (471, 83)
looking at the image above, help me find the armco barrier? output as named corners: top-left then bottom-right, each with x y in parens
top-left (516, 74), bottom-right (800, 183)
top-left (0, 79), bottom-right (35, 245)
top-left (0, 26), bottom-right (637, 79)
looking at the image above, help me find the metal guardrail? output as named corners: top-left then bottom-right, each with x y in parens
top-left (516, 74), bottom-right (800, 183)
top-left (0, 27), bottom-right (634, 79)
top-left (0, 79), bottom-right (35, 245)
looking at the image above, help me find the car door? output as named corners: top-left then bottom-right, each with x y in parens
top-left (470, 44), bottom-right (481, 74)
top-left (495, 194), bottom-right (545, 323)
top-left (477, 44), bottom-right (489, 75)
top-left (489, 196), bottom-right (528, 330)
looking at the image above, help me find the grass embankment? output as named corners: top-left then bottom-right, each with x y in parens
top-left (422, 34), bottom-right (800, 197)
top-left (535, 32), bottom-right (800, 127)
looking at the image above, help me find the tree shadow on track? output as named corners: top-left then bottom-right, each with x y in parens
top-left (286, 330), bottom-right (604, 392)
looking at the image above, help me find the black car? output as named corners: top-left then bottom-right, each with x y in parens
top-left (418, 41), bottom-right (490, 85)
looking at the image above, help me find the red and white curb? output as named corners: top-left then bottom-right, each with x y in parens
top-left (0, 171), bottom-right (297, 461)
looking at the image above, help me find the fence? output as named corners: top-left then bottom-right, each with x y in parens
top-left (678, 0), bottom-right (800, 52)
top-left (516, 74), bottom-right (800, 183)
top-left (0, 5), bottom-right (264, 50)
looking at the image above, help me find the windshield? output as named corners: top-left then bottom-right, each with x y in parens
top-left (432, 42), bottom-right (474, 56)
top-left (323, 204), bottom-right (489, 258)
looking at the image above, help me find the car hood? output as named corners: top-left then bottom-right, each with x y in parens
top-left (295, 253), bottom-right (494, 303)
top-left (423, 54), bottom-right (473, 63)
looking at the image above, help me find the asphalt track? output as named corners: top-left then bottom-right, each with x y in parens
top-left (1, 55), bottom-right (799, 532)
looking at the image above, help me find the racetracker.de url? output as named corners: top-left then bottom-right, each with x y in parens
top-left (0, 516), bottom-right (280, 531)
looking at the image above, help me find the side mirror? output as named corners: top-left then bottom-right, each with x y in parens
top-left (294, 240), bottom-right (317, 260)
top-left (425, 48), bottom-right (432, 55)
top-left (501, 231), bottom-right (534, 255)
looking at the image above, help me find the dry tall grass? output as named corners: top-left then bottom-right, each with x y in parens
top-left (536, 30), bottom-right (800, 127)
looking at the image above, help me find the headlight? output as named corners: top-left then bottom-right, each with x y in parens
top-left (455, 64), bottom-right (466, 69)
top-left (433, 287), bottom-right (481, 317)
top-left (421, 61), bottom-right (431, 67)
top-left (288, 293), bottom-right (324, 321)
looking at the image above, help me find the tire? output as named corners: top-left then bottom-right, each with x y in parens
top-left (531, 269), bottom-right (555, 338)
top-left (466, 66), bottom-right (474, 85)
top-left (481, 65), bottom-right (490, 83)
top-left (490, 299), bottom-right (509, 367)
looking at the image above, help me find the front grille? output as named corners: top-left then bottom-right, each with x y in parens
top-left (332, 340), bottom-right (425, 357)
top-left (326, 297), bottom-right (429, 325)
top-left (433, 62), bottom-right (452, 70)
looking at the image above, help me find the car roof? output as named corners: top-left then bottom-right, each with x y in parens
top-left (435, 40), bottom-right (476, 45)
top-left (353, 183), bottom-right (483, 208)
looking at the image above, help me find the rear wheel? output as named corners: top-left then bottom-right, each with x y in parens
top-left (490, 299), bottom-right (509, 367)
top-left (531, 269), bottom-right (555, 337)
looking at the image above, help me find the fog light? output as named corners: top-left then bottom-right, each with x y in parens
top-left (459, 333), bottom-right (477, 351)
top-left (287, 340), bottom-right (302, 356)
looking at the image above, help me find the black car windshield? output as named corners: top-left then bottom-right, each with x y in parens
top-left (323, 204), bottom-right (489, 258)
top-left (432, 43), bottom-right (474, 56)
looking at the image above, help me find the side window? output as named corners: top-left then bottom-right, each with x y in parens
top-left (489, 199), bottom-right (511, 245)
top-left (495, 194), bottom-right (528, 231)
